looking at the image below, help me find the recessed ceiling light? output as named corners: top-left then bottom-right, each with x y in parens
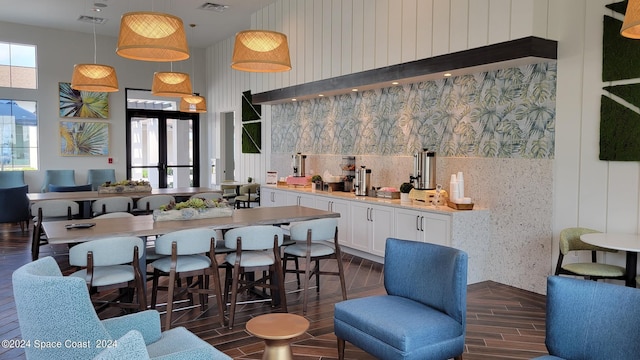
top-left (352, 88), bottom-right (358, 92)
top-left (444, 73), bottom-right (452, 77)
top-left (292, 98), bottom-right (297, 101)
top-left (392, 81), bottom-right (399, 85)
top-left (318, 94), bottom-right (324, 97)
top-left (93, 2), bottom-right (107, 8)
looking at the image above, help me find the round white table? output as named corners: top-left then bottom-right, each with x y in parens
top-left (580, 233), bottom-right (640, 287)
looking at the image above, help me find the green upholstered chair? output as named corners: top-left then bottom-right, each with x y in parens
top-left (12, 256), bottom-right (232, 360)
top-left (555, 227), bottom-right (626, 281)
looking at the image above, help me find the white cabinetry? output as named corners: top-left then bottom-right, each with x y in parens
top-left (285, 192), bottom-right (315, 207)
top-left (315, 196), bottom-right (350, 245)
top-left (260, 187), bottom-right (287, 207)
top-left (395, 208), bottom-right (451, 246)
top-left (349, 202), bottom-right (394, 256)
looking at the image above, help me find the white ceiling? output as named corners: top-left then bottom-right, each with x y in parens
top-left (0, 0), bottom-right (277, 48)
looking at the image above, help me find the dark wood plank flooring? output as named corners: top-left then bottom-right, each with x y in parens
top-left (0, 222), bottom-right (549, 359)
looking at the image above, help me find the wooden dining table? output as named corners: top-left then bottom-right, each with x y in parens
top-left (27, 187), bottom-right (222, 203)
top-left (41, 205), bottom-right (339, 244)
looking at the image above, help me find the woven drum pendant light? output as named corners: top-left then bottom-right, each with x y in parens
top-left (71, 64), bottom-right (119, 92)
top-left (117, 11), bottom-right (190, 62)
top-left (622, 0), bottom-right (640, 38)
top-left (231, 30), bottom-right (291, 72)
top-left (180, 94), bottom-right (207, 113)
top-left (151, 71), bottom-right (192, 97)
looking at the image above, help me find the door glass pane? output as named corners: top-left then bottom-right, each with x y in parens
top-left (130, 116), bottom-right (160, 187)
top-left (166, 118), bottom-right (193, 188)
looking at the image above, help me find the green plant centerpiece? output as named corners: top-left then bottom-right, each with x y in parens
top-left (98, 179), bottom-right (151, 194)
top-left (400, 182), bottom-right (414, 193)
top-left (311, 175), bottom-right (322, 183)
top-left (154, 197), bottom-right (233, 221)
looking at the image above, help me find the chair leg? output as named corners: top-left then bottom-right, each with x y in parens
top-left (164, 269), bottom-right (177, 330)
top-left (302, 252), bottom-right (311, 315)
top-left (337, 338), bottom-right (345, 360)
top-left (335, 247), bottom-right (348, 301)
top-left (151, 269), bottom-right (160, 309)
top-left (228, 263), bottom-right (241, 329)
top-left (454, 355), bottom-right (463, 360)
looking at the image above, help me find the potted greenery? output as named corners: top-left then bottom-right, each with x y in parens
top-left (311, 175), bottom-right (323, 191)
top-left (247, 177), bottom-right (253, 183)
top-left (399, 182), bottom-right (414, 203)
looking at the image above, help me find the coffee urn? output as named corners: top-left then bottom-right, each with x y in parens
top-left (411, 149), bottom-right (436, 190)
top-left (292, 153), bottom-right (306, 177)
top-left (354, 166), bottom-right (371, 196)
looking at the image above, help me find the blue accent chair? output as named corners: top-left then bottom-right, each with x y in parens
top-left (532, 276), bottom-right (640, 360)
top-left (0, 170), bottom-right (25, 188)
top-left (12, 256), bottom-right (232, 360)
top-left (334, 238), bottom-right (468, 360)
top-left (87, 168), bottom-right (116, 190)
top-left (41, 169), bottom-right (76, 192)
top-left (0, 184), bottom-right (30, 231)
top-left (48, 183), bottom-right (93, 192)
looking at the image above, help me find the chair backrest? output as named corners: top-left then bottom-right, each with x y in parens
top-left (92, 196), bottom-right (133, 215)
top-left (544, 276), bottom-right (640, 359)
top-left (0, 185), bottom-right (30, 223)
top-left (289, 218), bottom-right (337, 242)
top-left (224, 225), bottom-right (284, 250)
top-left (155, 228), bottom-right (218, 256)
top-left (69, 236), bottom-right (145, 267)
top-left (48, 184), bottom-right (92, 192)
top-left (190, 192), bottom-right (223, 201)
top-left (31, 199), bottom-right (79, 218)
top-left (93, 211), bottom-right (135, 219)
top-left (41, 169), bottom-right (76, 192)
top-left (559, 227), bottom-right (615, 254)
top-left (137, 195), bottom-right (175, 211)
top-left (0, 170), bottom-right (25, 188)
top-left (221, 184), bottom-right (237, 196)
top-left (383, 238), bottom-right (468, 326)
top-left (238, 183), bottom-right (260, 195)
top-left (12, 257), bottom-right (113, 360)
top-left (87, 169), bottom-right (117, 191)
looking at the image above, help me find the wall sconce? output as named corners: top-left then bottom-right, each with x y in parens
top-left (151, 71), bottom-right (192, 97)
top-left (231, 30), bottom-right (291, 72)
top-left (117, 11), bottom-right (189, 62)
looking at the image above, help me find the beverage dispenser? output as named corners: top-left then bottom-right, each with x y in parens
top-left (411, 149), bottom-right (436, 190)
top-left (292, 153), bottom-right (306, 177)
top-left (354, 166), bottom-right (371, 196)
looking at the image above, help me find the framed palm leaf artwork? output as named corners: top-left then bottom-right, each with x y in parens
top-left (59, 82), bottom-right (109, 118)
top-left (59, 121), bottom-right (109, 156)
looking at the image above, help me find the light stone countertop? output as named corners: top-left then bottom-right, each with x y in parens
top-left (263, 185), bottom-right (488, 215)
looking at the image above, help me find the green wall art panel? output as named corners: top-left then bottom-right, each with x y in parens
top-left (242, 122), bottom-right (261, 154)
top-left (272, 63), bottom-right (556, 159)
top-left (600, 3), bottom-right (640, 161)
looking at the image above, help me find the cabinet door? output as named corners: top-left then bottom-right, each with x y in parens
top-left (298, 193), bottom-right (315, 207)
top-left (394, 208), bottom-right (422, 242)
top-left (370, 204), bottom-right (395, 257)
top-left (422, 212), bottom-right (451, 246)
top-left (331, 198), bottom-right (351, 246)
top-left (349, 202), bottom-right (371, 252)
top-left (260, 187), bottom-right (276, 207)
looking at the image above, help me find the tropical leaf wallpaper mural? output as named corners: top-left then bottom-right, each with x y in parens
top-left (59, 121), bottom-right (109, 156)
top-left (59, 82), bottom-right (109, 119)
top-left (272, 62), bottom-right (556, 159)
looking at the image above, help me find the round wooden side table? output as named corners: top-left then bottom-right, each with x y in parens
top-left (246, 313), bottom-right (310, 360)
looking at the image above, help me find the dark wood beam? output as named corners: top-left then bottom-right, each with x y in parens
top-left (252, 36), bottom-right (557, 105)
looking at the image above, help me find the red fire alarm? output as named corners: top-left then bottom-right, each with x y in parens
top-left (108, 157), bottom-right (113, 164)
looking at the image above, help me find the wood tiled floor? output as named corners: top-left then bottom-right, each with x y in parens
top-left (0, 222), bottom-right (549, 359)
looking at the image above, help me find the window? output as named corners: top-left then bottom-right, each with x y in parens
top-left (0, 100), bottom-right (38, 170)
top-left (0, 42), bottom-right (37, 89)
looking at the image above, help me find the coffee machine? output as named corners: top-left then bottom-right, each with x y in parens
top-left (354, 166), bottom-right (371, 196)
top-left (292, 153), bottom-right (306, 177)
top-left (410, 149), bottom-right (436, 190)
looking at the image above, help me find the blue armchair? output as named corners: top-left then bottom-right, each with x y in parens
top-left (0, 170), bottom-right (25, 188)
top-left (334, 238), bottom-right (468, 360)
top-left (87, 169), bottom-right (116, 190)
top-left (533, 276), bottom-right (640, 360)
top-left (0, 184), bottom-right (30, 231)
top-left (12, 256), bottom-right (232, 360)
top-left (41, 169), bottom-right (76, 192)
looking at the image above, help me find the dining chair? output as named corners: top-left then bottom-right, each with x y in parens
top-left (68, 236), bottom-right (147, 312)
top-left (12, 256), bottom-right (232, 360)
top-left (220, 182), bottom-right (238, 201)
top-left (282, 218), bottom-right (347, 314)
top-left (134, 194), bottom-right (175, 215)
top-left (222, 225), bottom-right (287, 329)
top-left (91, 196), bottom-right (133, 216)
top-left (41, 169), bottom-right (76, 192)
top-left (150, 228), bottom-right (225, 330)
top-left (334, 238), bottom-right (468, 360)
top-left (87, 168), bottom-right (117, 190)
top-left (532, 276), bottom-right (640, 360)
top-left (234, 183), bottom-right (260, 208)
top-left (93, 211), bottom-right (135, 219)
top-left (555, 227), bottom-right (626, 281)
top-left (48, 183), bottom-right (92, 192)
top-left (0, 170), bottom-right (25, 188)
top-left (30, 199), bottom-right (79, 261)
top-left (0, 184), bottom-right (30, 231)
top-left (190, 192), bottom-right (223, 201)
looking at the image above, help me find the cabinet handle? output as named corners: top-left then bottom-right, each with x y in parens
top-left (416, 216), bottom-right (420, 231)
top-left (366, 208), bottom-right (370, 221)
top-left (369, 208), bottom-right (373, 222)
top-left (420, 216), bottom-right (424, 231)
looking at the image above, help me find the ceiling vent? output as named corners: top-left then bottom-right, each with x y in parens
top-left (199, 3), bottom-right (230, 13)
top-left (78, 15), bottom-right (108, 25)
